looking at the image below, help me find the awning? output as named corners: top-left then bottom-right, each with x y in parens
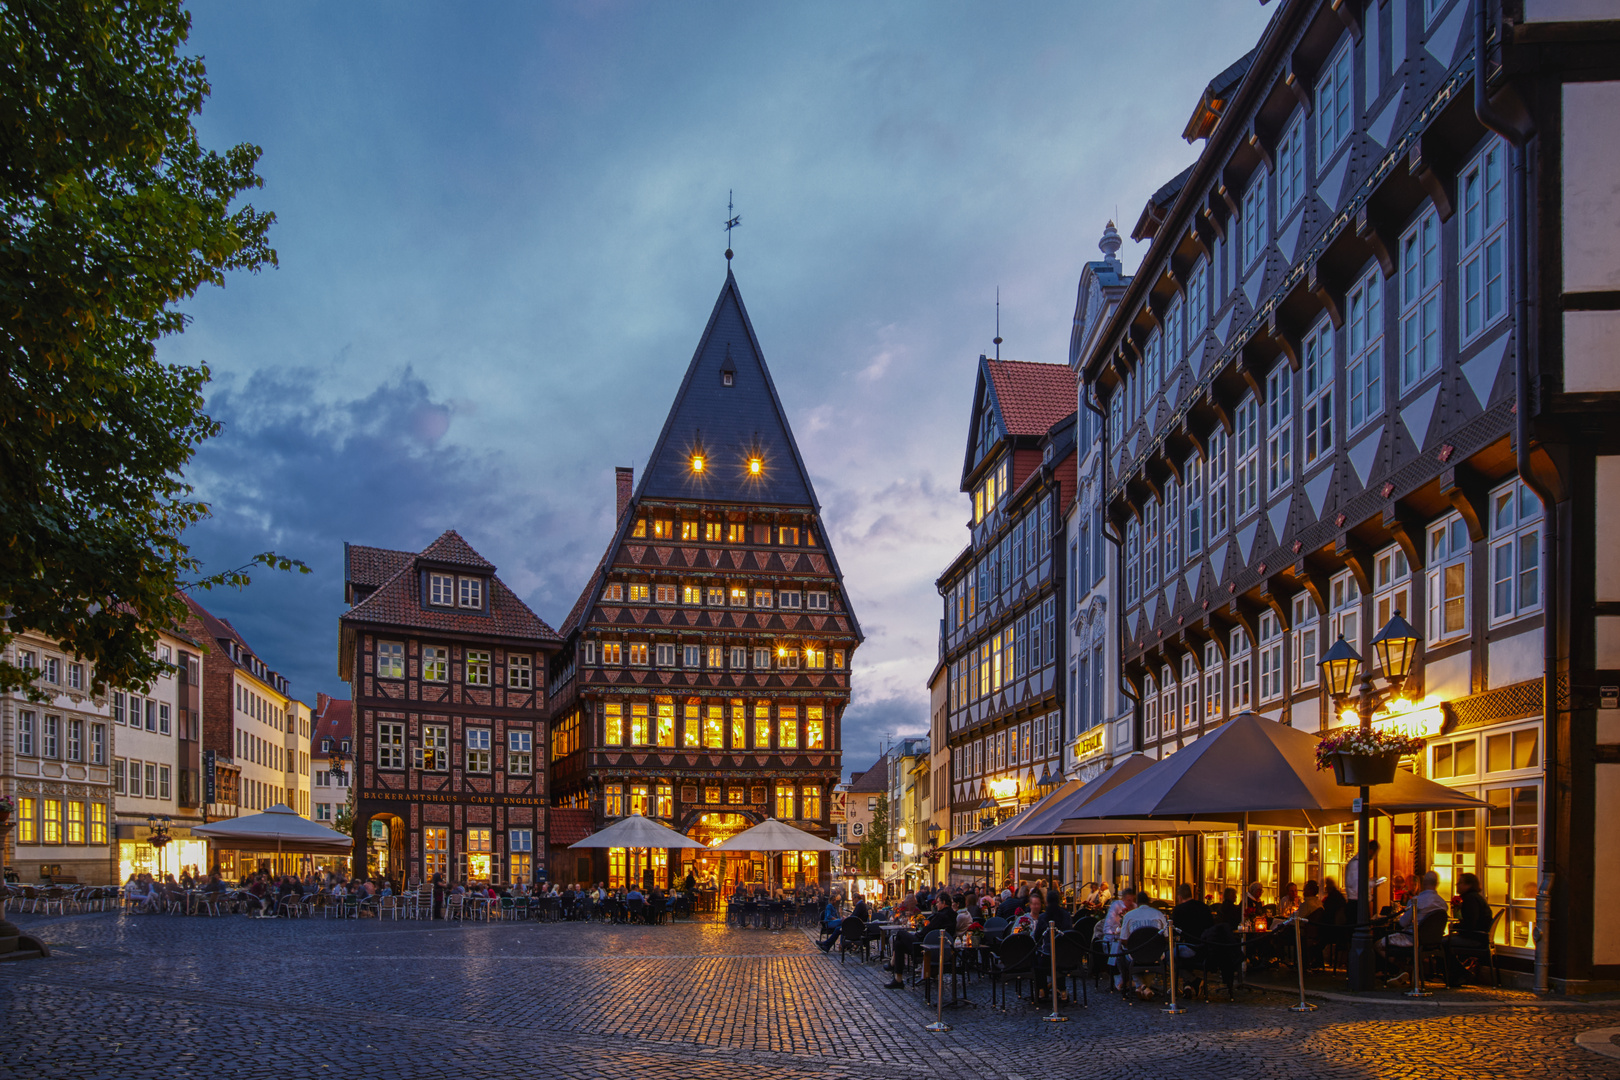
top-left (191, 804), bottom-right (352, 853)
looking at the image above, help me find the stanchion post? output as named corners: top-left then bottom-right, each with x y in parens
top-left (925, 934), bottom-right (952, 1033)
top-left (1288, 914), bottom-right (1318, 1013)
top-left (1044, 920), bottom-right (1068, 1022)
top-left (1163, 924), bottom-right (1186, 1015)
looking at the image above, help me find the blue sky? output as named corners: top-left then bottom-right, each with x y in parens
top-left (169, 0), bottom-right (1275, 774)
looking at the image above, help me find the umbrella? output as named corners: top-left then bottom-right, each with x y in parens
top-left (567, 814), bottom-right (704, 849)
top-left (1069, 712), bottom-right (1485, 828)
top-left (712, 817), bottom-right (841, 853)
top-left (192, 803), bottom-right (352, 854)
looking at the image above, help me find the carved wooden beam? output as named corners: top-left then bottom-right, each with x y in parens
top-left (1289, 560), bottom-right (1331, 617)
top-left (1382, 500), bottom-right (1425, 571)
top-left (1309, 258), bottom-right (1345, 330)
top-left (1331, 0), bottom-right (1362, 42)
top-left (1248, 129), bottom-right (1274, 173)
top-left (1409, 136), bottom-right (1455, 222)
top-left (1333, 533), bottom-right (1374, 596)
top-left (1227, 596), bottom-right (1262, 641)
top-left (1356, 203), bottom-right (1397, 278)
top-left (1203, 387), bottom-right (1235, 435)
top-left (1216, 182), bottom-right (1242, 221)
top-left (1259, 575), bottom-right (1294, 633)
top-left (1201, 204), bottom-right (1227, 243)
top-left (1284, 54), bottom-right (1314, 116)
top-left (1266, 308), bottom-right (1303, 373)
top-left (1440, 463), bottom-right (1489, 543)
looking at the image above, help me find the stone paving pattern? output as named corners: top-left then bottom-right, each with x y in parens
top-left (3, 912), bottom-right (1619, 1079)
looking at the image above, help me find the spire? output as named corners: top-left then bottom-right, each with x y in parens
top-left (634, 269), bottom-right (820, 508)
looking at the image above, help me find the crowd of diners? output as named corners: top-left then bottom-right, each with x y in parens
top-left (813, 864), bottom-right (1498, 1000)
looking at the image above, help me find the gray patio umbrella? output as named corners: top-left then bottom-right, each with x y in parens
top-left (1068, 712), bottom-right (1485, 828)
top-left (192, 803), bottom-right (353, 854)
top-left (567, 814), bottom-right (705, 849)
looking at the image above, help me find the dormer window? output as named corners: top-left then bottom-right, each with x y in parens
top-left (430, 573), bottom-right (454, 606)
top-left (428, 572), bottom-right (484, 609)
top-left (458, 576), bottom-right (482, 608)
top-left (722, 371), bottom-right (734, 387)
top-left (321, 738), bottom-right (332, 753)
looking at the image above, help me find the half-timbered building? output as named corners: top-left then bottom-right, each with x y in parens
top-left (549, 268), bottom-right (860, 893)
top-left (1077, 0), bottom-right (1620, 988)
top-left (339, 532), bottom-right (561, 885)
top-left (936, 356), bottom-right (1075, 886)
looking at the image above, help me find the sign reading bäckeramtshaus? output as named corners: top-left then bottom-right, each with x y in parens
top-left (339, 531), bottom-right (563, 886)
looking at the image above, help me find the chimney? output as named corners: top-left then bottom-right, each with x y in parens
top-left (616, 467), bottom-right (634, 523)
top-left (315, 691), bottom-right (330, 717)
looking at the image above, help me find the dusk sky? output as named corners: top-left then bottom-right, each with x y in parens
top-left (168, 1), bottom-right (1275, 776)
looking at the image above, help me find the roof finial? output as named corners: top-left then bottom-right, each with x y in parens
top-left (993, 287), bottom-right (1003, 361)
top-left (724, 190), bottom-right (740, 262)
top-left (1100, 219), bottom-right (1122, 270)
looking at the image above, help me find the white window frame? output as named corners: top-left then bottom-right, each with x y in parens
top-left (1228, 627), bottom-right (1253, 712)
top-left (807, 591), bottom-right (829, 610)
top-left (1302, 320), bottom-right (1335, 469)
top-left (1276, 111), bottom-right (1307, 220)
top-left (1329, 569), bottom-right (1363, 657)
top-left (1346, 267), bottom-right (1385, 433)
top-left (458, 576), bottom-right (482, 609)
top-left (655, 643), bottom-right (678, 667)
top-left (1143, 676), bottom-right (1159, 742)
top-left (1426, 512), bottom-right (1472, 643)
top-left (1203, 640), bottom-right (1224, 723)
top-left (1373, 543), bottom-right (1415, 646)
top-left (1292, 593), bottom-right (1321, 689)
top-left (508, 730), bottom-right (533, 776)
top-left (1489, 478), bottom-right (1543, 625)
top-left (465, 649), bottom-right (491, 686)
top-left (1125, 518), bottom-right (1141, 606)
top-left (1207, 429), bottom-right (1230, 537)
top-left (1160, 666), bottom-right (1178, 738)
top-left (507, 654), bottom-right (533, 690)
top-left (1143, 500), bottom-right (1160, 591)
top-left (421, 725), bottom-right (449, 771)
top-left (1164, 300), bottom-right (1184, 381)
top-left (378, 722), bottom-right (405, 770)
top-left (1241, 172), bottom-right (1269, 269)
top-left (422, 645), bottom-right (448, 683)
top-left (1180, 655), bottom-right (1199, 732)
top-left (1316, 40), bottom-right (1354, 164)
top-left (1188, 259), bottom-right (1209, 345)
top-left (1460, 139), bottom-right (1508, 345)
top-left (1185, 455), bottom-right (1204, 557)
top-left (377, 640), bottom-right (405, 679)
top-left (683, 644), bottom-right (701, 668)
top-left (1265, 365), bottom-right (1293, 495)
top-left (1235, 397), bottom-right (1260, 520)
top-left (1164, 478), bottom-right (1182, 572)
top-left (466, 728), bottom-right (492, 773)
top-left (429, 573), bottom-right (454, 607)
top-left (1401, 208), bottom-right (1442, 390)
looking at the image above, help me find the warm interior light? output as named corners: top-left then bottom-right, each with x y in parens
top-left (691, 455), bottom-right (705, 473)
top-left (776, 646), bottom-right (787, 657)
top-left (748, 457), bottom-right (763, 475)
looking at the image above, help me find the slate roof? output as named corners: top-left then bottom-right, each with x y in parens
top-left (340, 530), bottom-right (560, 643)
top-left (983, 359), bottom-right (1078, 437)
top-left (635, 268), bottom-right (820, 509)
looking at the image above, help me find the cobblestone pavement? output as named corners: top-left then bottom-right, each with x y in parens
top-left (3, 911), bottom-right (1619, 1079)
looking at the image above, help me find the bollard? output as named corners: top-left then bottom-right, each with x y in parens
top-left (1288, 914), bottom-right (1318, 1013)
top-left (1404, 916), bottom-right (1432, 999)
top-left (1044, 921), bottom-right (1068, 1023)
top-left (1163, 924), bottom-right (1186, 1015)
top-left (925, 934), bottom-right (952, 1033)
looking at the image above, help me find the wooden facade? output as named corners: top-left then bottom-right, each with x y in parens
top-left (339, 531), bottom-right (561, 886)
top-left (549, 269), bottom-right (860, 891)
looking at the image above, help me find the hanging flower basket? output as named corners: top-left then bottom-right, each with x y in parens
top-left (1315, 728), bottom-right (1424, 787)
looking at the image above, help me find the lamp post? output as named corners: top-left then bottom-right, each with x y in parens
top-left (146, 814), bottom-right (172, 877)
top-left (1319, 611), bottom-right (1421, 992)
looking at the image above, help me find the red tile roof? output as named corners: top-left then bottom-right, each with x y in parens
top-left (985, 359), bottom-right (1077, 437)
top-left (313, 693), bottom-right (352, 751)
top-left (548, 808), bottom-right (596, 847)
top-left (345, 544), bottom-right (414, 588)
top-left (341, 531), bottom-right (561, 643)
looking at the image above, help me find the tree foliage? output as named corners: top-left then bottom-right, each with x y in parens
top-left (856, 795), bottom-right (889, 874)
top-left (0, 0), bottom-right (294, 696)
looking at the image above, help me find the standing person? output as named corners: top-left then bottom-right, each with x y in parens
top-left (430, 872), bottom-right (446, 920)
top-left (1344, 840), bottom-right (1384, 915)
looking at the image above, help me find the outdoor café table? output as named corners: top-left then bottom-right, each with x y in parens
top-left (874, 922), bottom-right (910, 960)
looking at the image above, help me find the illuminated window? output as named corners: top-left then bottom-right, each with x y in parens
top-left (730, 586), bottom-right (748, 606)
top-left (683, 701), bottom-right (701, 748)
top-left (652, 519), bottom-right (674, 539)
top-left (630, 784), bottom-right (649, 816)
top-left (656, 701), bottom-right (675, 747)
top-left (632, 519), bottom-right (647, 538)
top-left (604, 784), bottom-right (625, 817)
top-left (422, 646), bottom-right (448, 682)
top-left (630, 703), bottom-right (649, 744)
top-left (706, 645), bottom-right (723, 669)
top-left (704, 786), bottom-right (721, 805)
top-left (754, 589), bottom-right (773, 608)
top-left (727, 523), bottom-right (747, 543)
top-left (509, 830), bottom-right (533, 884)
top-left (778, 647), bottom-right (800, 670)
top-left (603, 641), bottom-right (622, 665)
top-left (805, 645), bottom-right (826, 669)
top-left (730, 699), bottom-right (746, 748)
top-left (779, 705), bottom-right (799, 749)
top-left (704, 704), bottom-right (724, 749)
top-left (424, 827), bottom-right (449, 878)
top-left (420, 724), bottom-right (448, 770)
top-left (754, 701), bottom-right (772, 748)
top-left (16, 798), bottom-right (35, 843)
top-left (629, 584), bottom-right (650, 603)
top-left (801, 785), bottom-right (822, 820)
top-left (779, 527), bottom-right (799, 545)
top-left (656, 782), bottom-right (673, 818)
top-left (775, 785), bottom-right (795, 819)
top-left (682, 585), bottom-right (702, 604)
top-left (728, 786), bottom-right (745, 805)
top-left (629, 643), bottom-right (648, 666)
top-left (705, 522), bottom-right (723, 542)
top-left (604, 703), bottom-right (623, 746)
top-left (377, 641), bottom-right (404, 679)
top-left (89, 803), bottom-right (107, 845)
top-left (655, 584), bottom-right (677, 604)
top-left (41, 799), bottom-right (62, 845)
top-left (603, 583), bottom-right (624, 602)
top-left (681, 518), bottom-right (700, 539)
top-left (706, 586), bottom-right (725, 605)
top-left (465, 650), bottom-right (491, 686)
top-left (831, 650), bottom-right (845, 669)
top-left (806, 705), bottom-right (825, 749)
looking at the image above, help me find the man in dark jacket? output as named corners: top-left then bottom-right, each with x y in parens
top-left (1444, 872), bottom-right (1494, 985)
top-left (884, 895), bottom-right (955, 989)
top-left (1171, 883), bottom-right (1214, 947)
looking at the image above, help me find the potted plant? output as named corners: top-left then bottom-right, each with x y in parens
top-left (0, 794), bottom-right (13, 825)
top-left (1315, 728), bottom-right (1425, 786)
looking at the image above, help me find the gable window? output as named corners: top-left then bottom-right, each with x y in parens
top-left (652, 519), bottom-right (674, 539)
top-left (1490, 479), bottom-right (1542, 623)
top-left (682, 585), bottom-right (702, 605)
top-left (1235, 396), bottom-right (1260, 518)
top-left (729, 586), bottom-right (748, 606)
top-left (726, 522), bottom-right (747, 543)
top-left (1401, 208), bottom-right (1442, 389)
top-left (1241, 172), bottom-right (1268, 268)
top-left (807, 590), bottom-right (829, 610)
top-left (655, 643), bottom-right (677, 667)
top-left (378, 723), bottom-right (404, 769)
top-left (681, 520), bottom-right (699, 541)
top-left (779, 526), bottom-right (799, 545)
top-left (458, 577), bottom-right (482, 609)
top-left (701, 586), bottom-right (722, 606)
top-left (1427, 513), bottom-right (1471, 642)
top-left (429, 573), bottom-right (454, 606)
top-left (629, 643), bottom-right (649, 666)
top-left (729, 646), bottom-right (746, 669)
top-left (603, 583), bottom-right (624, 602)
top-left (466, 728), bottom-right (491, 772)
top-left (1276, 112), bottom-right (1306, 219)
top-left (753, 588), bottom-right (774, 608)
top-left (1302, 321), bottom-right (1334, 468)
top-left (1266, 365), bottom-right (1294, 494)
top-left (601, 641), bottom-right (622, 665)
top-left (422, 646), bottom-right (448, 682)
top-left (1347, 268), bottom-right (1385, 431)
top-left (779, 590), bottom-right (802, 609)
top-left (508, 654), bottom-right (532, 689)
top-left (654, 584), bottom-right (677, 604)
top-left (754, 647), bottom-right (772, 669)
top-left (683, 644), bottom-right (701, 668)
top-left (465, 650), bottom-right (491, 686)
top-left (1316, 41), bottom-right (1354, 162)
top-left (628, 584), bottom-right (650, 603)
top-left (1460, 139), bottom-right (1508, 344)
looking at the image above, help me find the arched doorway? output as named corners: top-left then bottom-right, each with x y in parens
top-left (681, 810), bottom-right (761, 894)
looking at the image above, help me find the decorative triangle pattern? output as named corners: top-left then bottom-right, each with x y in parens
top-left (1305, 465), bottom-right (1335, 521)
top-left (1237, 520), bottom-right (1260, 564)
top-left (1319, 148), bottom-right (1354, 211)
top-left (1213, 308), bottom-right (1235, 347)
top-left (1462, 331), bottom-right (1511, 408)
top-left (1277, 213), bottom-right (1305, 264)
top-left (1348, 426), bottom-right (1383, 487)
top-left (1243, 263), bottom-right (1266, 309)
top-left (1205, 540), bottom-right (1229, 581)
top-left (1144, 592), bottom-right (1158, 627)
top-left (1426, 1), bottom-right (1469, 67)
top-left (1367, 88), bottom-right (1404, 147)
top-left (1267, 498), bottom-right (1292, 552)
top-left (1400, 384), bottom-right (1442, 450)
top-left (1184, 562), bottom-right (1202, 601)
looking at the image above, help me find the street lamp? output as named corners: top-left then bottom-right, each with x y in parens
top-left (1319, 611), bottom-right (1421, 993)
top-left (147, 814), bottom-right (172, 876)
top-left (327, 746), bottom-right (349, 787)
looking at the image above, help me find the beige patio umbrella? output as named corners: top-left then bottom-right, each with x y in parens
top-left (192, 803), bottom-right (353, 854)
top-left (567, 813), bottom-right (705, 850)
top-left (712, 817), bottom-right (840, 894)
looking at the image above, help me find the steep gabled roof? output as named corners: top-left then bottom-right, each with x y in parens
top-left (344, 544), bottom-right (414, 589)
top-left (312, 693), bottom-right (352, 751)
top-left (848, 756), bottom-right (889, 793)
top-left (635, 268), bottom-right (820, 509)
top-left (341, 531), bottom-right (560, 643)
top-left (984, 359), bottom-right (1078, 437)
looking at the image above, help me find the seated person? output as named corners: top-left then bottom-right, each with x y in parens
top-left (884, 894), bottom-right (954, 990)
top-left (1377, 870), bottom-right (1447, 981)
top-left (1116, 887), bottom-right (1169, 999)
top-left (817, 892), bottom-right (845, 951)
top-left (1212, 886), bottom-right (1242, 929)
top-left (1443, 872), bottom-right (1494, 986)
top-left (1171, 883), bottom-right (1213, 959)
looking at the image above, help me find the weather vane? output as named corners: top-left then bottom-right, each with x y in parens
top-left (725, 190), bottom-right (740, 261)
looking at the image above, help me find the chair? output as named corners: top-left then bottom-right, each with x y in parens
top-left (982, 916), bottom-right (1009, 944)
top-left (921, 930), bottom-right (967, 1006)
top-left (1051, 929), bottom-right (1090, 1008)
top-left (1444, 908), bottom-right (1505, 987)
top-left (838, 915), bottom-right (869, 964)
top-left (1118, 926), bottom-right (1170, 1000)
top-left (1385, 908), bottom-right (1449, 987)
top-left (989, 933), bottom-right (1039, 1009)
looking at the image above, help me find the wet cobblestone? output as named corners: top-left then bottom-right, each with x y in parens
top-left (2, 911), bottom-right (1617, 1078)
